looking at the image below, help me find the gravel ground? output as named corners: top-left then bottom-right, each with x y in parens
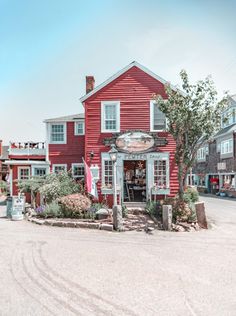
top-left (0, 196), bottom-right (235, 316)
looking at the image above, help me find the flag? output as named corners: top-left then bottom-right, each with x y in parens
top-left (83, 158), bottom-right (98, 198)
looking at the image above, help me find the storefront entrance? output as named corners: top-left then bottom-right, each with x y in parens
top-left (123, 160), bottom-right (146, 202)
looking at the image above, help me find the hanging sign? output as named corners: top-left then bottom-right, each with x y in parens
top-left (116, 132), bottom-right (155, 153)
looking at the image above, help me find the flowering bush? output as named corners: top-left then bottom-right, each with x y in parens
top-left (39, 172), bottom-right (82, 203)
top-left (35, 202), bottom-right (62, 218)
top-left (59, 193), bottom-right (91, 218)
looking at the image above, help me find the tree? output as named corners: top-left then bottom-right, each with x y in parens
top-left (18, 176), bottom-right (45, 208)
top-left (155, 70), bottom-right (227, 199)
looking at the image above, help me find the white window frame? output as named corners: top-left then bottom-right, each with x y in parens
top-left (221, 139), bottom-right (233, 155)
top-left (18, 167), bottom-right (30, 180)
top-left (197, 147), bottom-right (206, 161)
top-left (71, 163), bottom-right (84, 178)
top-left (52, 164), bottom-right (67, 173)
top-left (49, 123), bottom-right (67, 144)
top-left (150, 100), bottom-right (167, 132)
top-left (153, 158), bottom-right (170, 190)
top-left (101, 101), bottom-right (120, 133)
top-left (74, 121), bottom-right (85, 135)
top-left (101, 158), bottom-right (113, 191)
top-left (32, 165), bottom-right (49, 177)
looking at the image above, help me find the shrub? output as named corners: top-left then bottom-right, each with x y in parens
top-left (59, 193), bottom-right (91, 218)
top-left (146, 200), bottom-right (162, 219)
top-left (0, 180), bottom-right (8, 194)
top-left (163, 197), bottom-right (196, 223)
top-left (183, 187), bottom-right (199, 203)
top-left (35, 202), bottom-right (62, 218)
top-left (39, 172), bottom-right (82, 203)
top-left (122, 204), bottom-right (128, 218)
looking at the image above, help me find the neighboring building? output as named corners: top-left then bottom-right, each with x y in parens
top-left (0, 140), bottom-right (9, 181)
top-left (5, 141), bottom-right (49, 199)
top-left (193, 94), bottom-right (236, 195)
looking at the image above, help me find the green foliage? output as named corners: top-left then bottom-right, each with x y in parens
top-left (122, 204), bottom-right (128, 218)
top-left (36, 201), bottom-right (62, 218)
top-left (0, 180), bottom-right (8, 194)
top-left (18, 176), bottom-right (45, 194)
top-left (59, 193), bottom-right (91, 218)
top-left (146, 200), bottom-right (162, 219)
top-left (39, 171), bottom-right (82, 203)
top-left (183, 187), bottom-right (199, 203)
top-left (154, 70), bottom-right (228, 198)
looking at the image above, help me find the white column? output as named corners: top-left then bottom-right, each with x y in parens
top-left (113, 161), bottom-right (117, 205)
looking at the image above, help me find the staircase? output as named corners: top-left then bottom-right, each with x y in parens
top-left (123, 202), bottom-right (146, 212)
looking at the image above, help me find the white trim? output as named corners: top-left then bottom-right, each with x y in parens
top-left (150, 100), bottom-right (167, 132)
top-left (71, 163), bottom-right (84, 178)
top-left (5, 160), bottom-right (50, 166)
top-left (52, 164), bottom-right (67, 173)
top-left (101, 101), bottom-right (120, 133)
top-left (220, 138), bottom-right (233, 155)
top-left (18, 167), bottom-right (30, 180)
top-left (80, 61), bottom-right (179, 103)
top-left (32, 165), bottom-right (49, 176)
top-left (74, 121), bottom-right (85, 135)
top-left (49, 122), bottom-right (67, 144)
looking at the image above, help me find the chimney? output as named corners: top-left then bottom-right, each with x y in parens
top-left (0, 140), bottom-right (2, 157)
top-left (86, 76), bottom-right (95, 94)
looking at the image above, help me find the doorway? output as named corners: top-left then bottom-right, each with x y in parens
top-left (123, 160), bottom-right (146, 202)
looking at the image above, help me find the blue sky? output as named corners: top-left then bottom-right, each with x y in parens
top-left (1, 0), bottom-right (236, 144)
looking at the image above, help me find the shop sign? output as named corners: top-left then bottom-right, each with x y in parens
top-left (116, 132), bottom-right (154, 153)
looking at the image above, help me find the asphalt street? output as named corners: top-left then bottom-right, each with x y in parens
top-left (0, 196), bottom-right (235, 316)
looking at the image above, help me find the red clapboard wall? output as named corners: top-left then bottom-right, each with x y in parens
top-left (49, 121), bottom-right (85, 171)
top-left (83, 65), bottom-right (179, 200)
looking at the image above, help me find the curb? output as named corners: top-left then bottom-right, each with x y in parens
top-left (27, 216), bottom-right (114, 231)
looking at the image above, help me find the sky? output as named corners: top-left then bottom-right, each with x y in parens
top-left (1, 0), bottom-right (236, 144)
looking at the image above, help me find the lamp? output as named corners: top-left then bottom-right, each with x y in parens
top-left (90, 151), bottom-right (94, 160)
top-left (108, 144), bottom-right (118, 206)
top-left (108, 144), bottom-right (118, 162)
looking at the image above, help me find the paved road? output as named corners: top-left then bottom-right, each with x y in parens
top-left (0, 196), bottom-right (235, 316)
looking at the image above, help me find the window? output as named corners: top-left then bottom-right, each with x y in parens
top-left (197, 147), bottom-right (207, 160)
top-left (102, 160), bottom-right (113, 189)
top-left (150, 101), bottom-right (166, 131)
top-left (101, 101), bottom-right (120, 132)
top-left (221, 107), bottom-right (236, 128)
top-left (18, 167), bottom-right (30, 180)
top-left (221, 139), bottom-right (233, 154)
top-left (153, 160), bottom-right (168, 189)
top-left (53, 164), bottom-right (67, 174)
top-left (72, 163), bottom-right (84, 178)
top-left (34, 168), bottom-right (46, 176)
top-left (50, 124), bottom-right (66, 143)
top-left (74, 121), bottom-right (84, 135)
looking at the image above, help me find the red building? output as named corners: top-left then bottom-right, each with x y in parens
top-left (7, 62), bottom-right (179, 204)
top-left (80, 61), bottom-right (178, 204)
top-left (5, 141), bottom-right (49, 199)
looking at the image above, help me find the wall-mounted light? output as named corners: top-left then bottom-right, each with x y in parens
top-left (90, 151), bottom-right (94, 160)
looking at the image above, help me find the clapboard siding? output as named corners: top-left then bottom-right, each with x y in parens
top-left (84, 66), bottom-right (178, 199)
top-left (49, 121), bottom-right (85, 170)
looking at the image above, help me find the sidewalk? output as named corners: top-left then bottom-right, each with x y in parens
top-left (199, 193), bottom-right (236, 202)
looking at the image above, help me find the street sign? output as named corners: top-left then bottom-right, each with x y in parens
top-left (11, 195), bottom-right (25, 220)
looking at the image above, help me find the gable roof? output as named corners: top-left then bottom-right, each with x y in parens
top-left (80, 61), bottom-right (178, 103)
top-left (44, 113), bottom-right (84, 123)
top-left (214, 123), bottom-right (236, 138)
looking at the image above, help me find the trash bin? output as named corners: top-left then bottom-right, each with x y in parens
top-left (6, 196), bottom-right (13, 218)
